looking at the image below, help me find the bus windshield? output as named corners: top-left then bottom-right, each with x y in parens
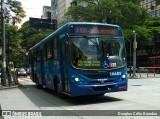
top-left (70, 37), bottom-right (126, 69)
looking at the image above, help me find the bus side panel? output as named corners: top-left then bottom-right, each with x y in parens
top-left (29, 54), bottom-right (34, 82)
top-left (37, 62), bottom-right (43, 85)
top-left (43, 61), bottom-right (49, 88)
top-left (40, 59), bottom-right (45, 86)
top-left (30, 62), bottom-right (35, 82)
top-left (39, 47), bottom-right (45, 86)
top-left (31, 61), bottom-right (36, 82)
top-left (44, 60), bottom-right (54, 89)
top-left (43, 60), bottom-right (61, 90)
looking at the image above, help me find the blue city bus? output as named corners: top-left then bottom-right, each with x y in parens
top-left (29, 22), bottom-right (128, 97)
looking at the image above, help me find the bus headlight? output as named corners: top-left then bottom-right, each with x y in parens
top-left (74, 77), bottom-right (85, 85)
top-left (122, 74), bottom-right (126, 79)
top-left (119, 73), bottom-right (127, 82)
top-left (75, 77), bottom-right (79, 82)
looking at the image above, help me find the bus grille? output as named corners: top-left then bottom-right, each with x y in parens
top-left (84, 74), bottom-right (113, 79)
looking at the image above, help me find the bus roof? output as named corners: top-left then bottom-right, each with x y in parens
top-left (67, 22), bottom-right (120, 27)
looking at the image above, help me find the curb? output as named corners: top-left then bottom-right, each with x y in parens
top-left (128, 77), bottom-right (160, 79)
top-left (0, 84), bottom-right (20, 90)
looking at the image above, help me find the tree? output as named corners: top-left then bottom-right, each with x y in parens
top-left (66, 0), bottom-right (118, 23)
top-left (77, 0), bottom-right (100, 5)
top-left (4, 24), bottom-right (22, 67)
top-left (66, 0), bottom-right (147, 29)
top-left (124, 26), bottom-right (152, 51)
top-left (17, 21), bottom-right (53, 67)
top-left (4, 0), bottom-right (26, 25)
top-left (66, 5), bottom-right (87, 22)
top-left (18, 21), bottom-right (53, 51)
top-left (145, 18), bottom-right (160, 56)
top-left (0, 0), bottom-right (25, 67)
top-left (121, 0), bottom-right (140, 4)
top-left (117, 1), bottom-right (147, 28)
top-left (66, 0), bottom-right (150, 50)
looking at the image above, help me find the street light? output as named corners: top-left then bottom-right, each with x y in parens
top-left (132, 30), bottom-right (137, 78)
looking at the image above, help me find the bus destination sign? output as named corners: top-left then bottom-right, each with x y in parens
top-left (70, 25), bottom-right (121, 36)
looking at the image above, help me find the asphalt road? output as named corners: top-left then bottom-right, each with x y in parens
top-left (0, 76), bottom-right (160, 119)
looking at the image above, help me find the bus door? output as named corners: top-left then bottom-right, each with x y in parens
top-left (61, 36), bottom-right (70, 94)
top-left (44, 42), bottom-right (54, 89)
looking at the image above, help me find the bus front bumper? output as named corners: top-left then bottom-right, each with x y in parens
top-left (69, 81), bottom-right (127, 97)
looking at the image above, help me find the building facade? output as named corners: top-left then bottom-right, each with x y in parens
top-left (140, 0), bottom-right (160, 18)
top-left (51, 0), bottom-right (72, 23)
top-left (42, 6), bottom-right (51, 19)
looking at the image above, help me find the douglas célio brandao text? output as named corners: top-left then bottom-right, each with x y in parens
top-left (118, 111), bottom-right (158, 116)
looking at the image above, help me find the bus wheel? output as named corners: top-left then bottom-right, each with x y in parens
top-left (56, 80), bottom-right (65, 98)
top-left (35, 78), bottom-right (42, 89)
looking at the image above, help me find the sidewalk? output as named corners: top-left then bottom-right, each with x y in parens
top-left (128, 72), bottom-right (160, 79)
top-left (0, 79), bottom-right (19, 90)
top-left (0, 84), bottom-right (19, 90)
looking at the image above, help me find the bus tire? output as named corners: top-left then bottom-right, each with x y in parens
top-left (36, 83), bottom-right (42, 89)
top-left (35, 75), bottom-right (42, 89)
top-left (55, 80), bottom-right (65, 98)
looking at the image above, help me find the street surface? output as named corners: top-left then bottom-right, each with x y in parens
top-left (0, 74), bottom-right (160, 119)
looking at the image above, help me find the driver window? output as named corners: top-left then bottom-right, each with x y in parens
top-left (111, 41), bottom-right (120, 56)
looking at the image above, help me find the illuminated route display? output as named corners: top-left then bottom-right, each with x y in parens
top-left (70, 24), bottom-right (122, 36)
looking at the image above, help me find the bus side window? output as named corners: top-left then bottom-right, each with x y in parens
top-left (54, 38), bottom-right (58, 60)
top-left (44, 44), bottom-right (47, 61)
top-left (34, 49), bottom-right (37, 63)
top-left (47, 41), bottom-right (53, 60)
top-left (29, 52), bottom-right (31, 64)
top-left (36, 49), bottom-right (40, 62)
